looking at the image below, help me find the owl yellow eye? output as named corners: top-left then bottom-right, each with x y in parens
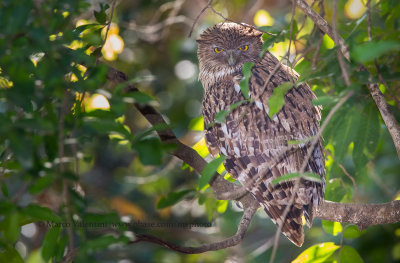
top-left (239, 45), bottom-right (249, 51)
top-left (214, 47), bottom-right (223, 53)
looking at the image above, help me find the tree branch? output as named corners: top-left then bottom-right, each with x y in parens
top-left (129, 194), bottom-right (259, 253)
top-left (316, 200), bottom-right (400, 230)
top-left (106, 67), bottom-right (400, 253)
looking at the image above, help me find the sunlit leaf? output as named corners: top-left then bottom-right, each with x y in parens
top-left (188, 116), bottom-right (204, 131)
top-left (322, 220), bottom-right (343, 236)
top-left (217, 200), bottom-right (228, 214)
top-left (292, 242), bottom-right (340, 263)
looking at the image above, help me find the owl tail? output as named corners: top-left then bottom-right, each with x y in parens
top-left (263, 203), bottom-right (305, 247)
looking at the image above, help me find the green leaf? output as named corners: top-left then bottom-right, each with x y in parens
top-left (268, 82), bottom-right (293, 119)
top-left (29, 174), bottom-right (54, 194)
top-left (204, 197), bottom-right (217, 221)
top-left (272, 172), bottom-right (301, 185)
top-left (343, 225), bottom-right (362, 239)
top-left (353, 103), bottom-right (380, 169)
top-left (214, 110), bottom-right (229, 123)
top-left (42, 227), bottom-right (61, 261)
top-left (214, 100), bottom-right (247, 124)
top-left (340, 246), bottom-right (364, 263)
top-left (333, 107), bottom-right (359, 162)
top-left (83, 235), bottom-right (125, 251)
top-left (216, 200), bottom-right (228, 214)
top-left (3, 211), bottom-right (20, 243)
top-left (239, 62), bottom-right (255, 99)
top-left (322, 220), bottom-right (343, 236)
top-left (93, 3), bottom-right (109, 24)
top-left (20, 204), bottom-right (61, 222)
top-left (351, 40), bottom-right (400, 63)
top-left (156, 189), bottom-right (193, 209)
top-left (292, 242), bottom-right (340, 263)
top-left (271, 172), bottom-right (321, 185)
top-left (198, 155), bottom-right (226, 190)
top-left (133, 137), bottom-right (163, 165)
top-left (0, 247), bottom-right (24, 263)
top-left (188, 116), bottom-right (204, 131)
top-left (312, 96), bottom-right (336, 107)
top-left (1, 182), bottom-right (9, 197)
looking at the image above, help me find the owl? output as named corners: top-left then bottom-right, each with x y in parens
top-left (197, 23), bottom-right (325, 247)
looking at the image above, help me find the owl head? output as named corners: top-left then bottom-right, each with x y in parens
top-left (197, 23), bottom-right (263, 87)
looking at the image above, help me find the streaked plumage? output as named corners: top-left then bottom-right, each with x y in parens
top-left (197, 23), bottom-right (325, 246)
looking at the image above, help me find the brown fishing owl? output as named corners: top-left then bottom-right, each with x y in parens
top-left (197, 23), bottom-right (325, 246)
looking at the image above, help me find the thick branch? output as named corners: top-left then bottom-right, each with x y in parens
top-left (317, 200), bottom-right (400, 230)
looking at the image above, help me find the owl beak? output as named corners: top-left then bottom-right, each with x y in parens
top-left (227, 52), bottom-right (236, 66)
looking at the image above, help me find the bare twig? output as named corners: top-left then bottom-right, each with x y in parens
top-left (96, 0), bottom-right (117, 64)
top-left (292, 0), bottom-right (349, 60)
top-left (338, 163), bottom-right (359, 203)
top-left (188, 0), bottom-right (275, 38)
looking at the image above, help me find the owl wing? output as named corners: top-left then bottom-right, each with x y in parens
top-left (203, 52), bottom-right (325, 247)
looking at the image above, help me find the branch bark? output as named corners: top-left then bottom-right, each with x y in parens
top-left (316, 200), bottom-right (400, 230)
top-left (107, 67), bottom-right (400, 253)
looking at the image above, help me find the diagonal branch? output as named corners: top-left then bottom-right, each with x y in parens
top-left (129, 194), bottom-right (259, 254)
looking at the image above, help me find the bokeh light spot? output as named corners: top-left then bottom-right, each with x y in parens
top-left (345, 0), bottom-right (367, 19)
top-left (174, 60), bottom-right (196, 80)
top-left (254, 9), bottom-right (275, 26)
top-left (87, 94), bottom-right (110, 111)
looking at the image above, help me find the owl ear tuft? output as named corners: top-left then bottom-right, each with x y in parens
top-left (196, 39), bottom-right (207, 44)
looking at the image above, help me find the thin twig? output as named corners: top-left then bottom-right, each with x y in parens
top-left (96, 0), bottom-right (117, 64)
top-left (188, 0), bottom-right (213, 37)
top-left (58, 90), bottom-right (75, 254)
top-left (188, 0), bottom-right (275, 38)
top-left (338, 163), bottom-right (359, 203)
